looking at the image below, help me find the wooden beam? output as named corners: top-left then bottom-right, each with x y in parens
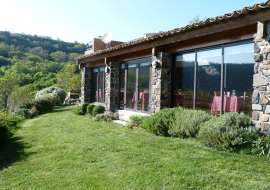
top-left (78, 9), bottom-right (270, 63)
top-left (115, 49), bottom-right (152, 62)
top-left (257, 21), bottom-right (267, 38)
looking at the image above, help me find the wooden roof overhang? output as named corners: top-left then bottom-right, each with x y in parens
top-left (78, 8), bottom-right (270, 69)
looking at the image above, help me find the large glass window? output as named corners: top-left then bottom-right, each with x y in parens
top-left (196, 48), bottom-right (222, 113)
top-left (126, 64), bottom-right (136, 109)
top-left (223, 43), bottom-right (254, 116)
top-left (92, 67), bottom-right (105, 103)
top-left (175, 53), bottom-right (195, 109)
top-left (174, 41), bottom-right (254, 117)
top-left (138, 62), bottom-right (150, 111)
top-left (119, 64), bottom-right (125, 109)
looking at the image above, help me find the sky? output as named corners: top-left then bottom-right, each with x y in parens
top-left (0, 0), bottom-right (265, 44)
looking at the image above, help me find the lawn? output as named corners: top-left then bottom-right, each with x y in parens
top-left (0, 106), bottom-right (270, 189)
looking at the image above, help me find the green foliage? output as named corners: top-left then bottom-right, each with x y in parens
top-left (36, 86), bottom-right (66, 106)
top-left (0, 73), bottom-right (18, 108)
top-left (87, 104), bottom-right (96, 115)
top-left (73, 106), bottom-right (84, 115)
top-left (198, 112), bottom-right (258, 152)
top-left (14, 109), bottom-right (32, 119)
top-left (81, 103), bottom-right (89, 114)
top-left (127, 115), bottom-right (147, 129)
top-left (140, 108), bottom-right (180, 136)
top-left (0, 31), bottom-right (85, 93)
top-left (92, 105), bottom-right (105, 116)
top-left (189, 15), bottom-right (200, 24)
top-left (251, 134), bottom-right (270, 157)
top-left (20, 94), bottom-right (56, 114)
top-left (0, 110), bottom-right (24, 145)
top-left (168, 109), bottom-right (212, 137)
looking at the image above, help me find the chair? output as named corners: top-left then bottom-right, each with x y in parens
top-left (183, 91), bottom-right (193, 109)
top-left (214, 91), bottom-right (220, 96)
top-left (200, 91), bottom-right (210, 110)
top-left (242, 92), bottom-right (252, 116)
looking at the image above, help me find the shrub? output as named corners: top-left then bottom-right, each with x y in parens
top-left (20, 94), bottom-right (55, 114)
top-left (93, 105), bottom-right (105, 117)
top-left (198, 112), bottom-right (259, 152)
top-left (87, 104), bottom-right (96, 115)
top-left (94, 111), bottom-right (118, 122)
top-left (140, 108), bottom-right (180, 136)
top-left (168, 109), bottom-right (212, 137)
top-left (0, 110), bottom-right (24, 145)
top-left (29, 105), bottom-right (38, 118)
top-left (251, 134), bottom-right (270, 157)
top-left (82, 103), bottom-right (89, 114)
top-left (36, 86), bottom-right (66, 106)
top-left (73, 106), bottom-right (85, 115)
top-left (127, 115), bottom-right (147, 129)
top-left (14, 108), bottom-right (32, 119)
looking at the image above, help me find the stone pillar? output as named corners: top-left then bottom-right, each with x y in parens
top-left (81, 67), bottom-right (92, 104)
top-left (252, 21), bottom-right (270, 134)
top-left (105, 62), bottom-right (120, 111)
top-left (150, 52), bottom-right (171, 114)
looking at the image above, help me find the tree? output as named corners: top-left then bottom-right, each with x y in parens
top-left (189, 15), bottom-right (200, 25)
top-left (50, 51), bottom-right (67, 62)
top-left (56, 63), bottom-right (76, 91)
top-left (67, 74), bottom-right (81, 90)
top-left (0, 74), bottom-right (18, 108)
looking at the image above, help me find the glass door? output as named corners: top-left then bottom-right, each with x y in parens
top-left (120, 58), bottom-right (151, 112)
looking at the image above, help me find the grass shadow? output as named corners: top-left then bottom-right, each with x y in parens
top-left (51, 105), bottom-right (76, 113)
top-left (0, 136), bottom-right (34, 170)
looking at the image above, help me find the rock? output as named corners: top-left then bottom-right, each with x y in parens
top-left (254, 62), bottom-right (260, 73)
top-left (252, 90), bottom-right (260, 103)
top-left (262, 60), bottom-right (270, 65)
top-left (254, 38), bottom-right (263, 42)
top-left (262, 47), bottom-right (270, 53)
top-left (254, 43), bottom-right (260, 53)
top-left (265, 105), bottom-right (270, 114)
top-left (254, 54), bottom-right (262, 62)
top-left (252, 121), bottom-right (261, 129)
top-left (260, 65), bottom-right (270, 70)
top-left (259, 94), bottom-right (269, 105)
top-left (267, 53), bottom-right (270, 60)
top-left (253, 74), bottom-right (269, 87)
top-left (260, 114), bottom-right (269, 122)
top-left (252, 104), bottom-right (263, 111)
top-left (252, 111), bottom-right (260, 120)
top-left (258, 86), bottom-right (266, 91)
top-left (262, 69), bottom-right (270, 76)
top-left (261, 123), bottom-right (270, 134)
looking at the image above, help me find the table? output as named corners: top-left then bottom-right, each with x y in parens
top-left (211, 96), bottom-right (252, 113)
top-left (95, 91), bottom-right (103, 101)
top-left (131, 92), bottom-right (149, 111)
top-left (175, 94), bottom-right (183, 106)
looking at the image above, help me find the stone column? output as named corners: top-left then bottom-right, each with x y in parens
top-left (150, 52), bottom-right (171, 114)
top-left (252, 21), bottom-right (270, 134)
top-left (105, 62), bottom-right (120, 111)
top-left (81, 67), bottom-right (92, 104)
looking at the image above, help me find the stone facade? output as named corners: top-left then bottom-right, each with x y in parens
top-left (150, 52), bottom-right (171, 113)
top-left (105, 62), bottom-right (120, 111)
top-left (81, 67), bottom-right (92, 104)
top-left (252, 22), bottom-right (270, 134)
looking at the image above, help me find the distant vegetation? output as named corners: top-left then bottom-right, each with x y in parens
top-left (0, 31), bottom-right (86, 111)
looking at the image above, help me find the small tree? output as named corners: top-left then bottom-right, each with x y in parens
top-left (0, 74), bottom-right (18, 109)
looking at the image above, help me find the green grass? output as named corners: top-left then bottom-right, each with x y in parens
top-left (1, 106), bottom-right (270, 189)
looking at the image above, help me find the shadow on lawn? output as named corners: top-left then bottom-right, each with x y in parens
top-left (0, 136), bottom-right (34, 170)
top-left (51, 106), bottom-right (76, 113)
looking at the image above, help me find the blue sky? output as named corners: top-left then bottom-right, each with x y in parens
top-left (0, 0), bottom-right (264, 44)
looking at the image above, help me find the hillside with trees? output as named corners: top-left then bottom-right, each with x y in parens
top-left (0, 31), bottom-right (86, 111)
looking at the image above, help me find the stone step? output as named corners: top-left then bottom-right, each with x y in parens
top-left (112, 120), bottom-right (127, 125)
top-left (115, 109), bottom-right (150, 121)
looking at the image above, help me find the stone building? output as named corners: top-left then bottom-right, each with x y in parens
top-left (76, 1), bottom-right (270, 132)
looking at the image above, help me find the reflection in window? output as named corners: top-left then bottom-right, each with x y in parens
top-left (175, 53), bottom-right (195, 109)
top-left (224, 43), bottom-right (254, 116)
top-left (126, 64), bottom-right (136, 109)
top-left (138, 62), bottom-right (150, 111)
top-left (92, 67), bottom-right (105, 103)
top-left (196, 48), bottom-right (222, 113)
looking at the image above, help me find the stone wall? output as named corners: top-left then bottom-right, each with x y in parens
top-left (252, 22), bottom-right (270, 134)
top-left (81, 67), bottom-right (92, 104)
top-left (150, 52), bottom-right (171, 113)
top-left (105, 62), bottom-right (120, 111)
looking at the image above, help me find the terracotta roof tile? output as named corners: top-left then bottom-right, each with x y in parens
top-left (75, 0), bottom-right (270, 61)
